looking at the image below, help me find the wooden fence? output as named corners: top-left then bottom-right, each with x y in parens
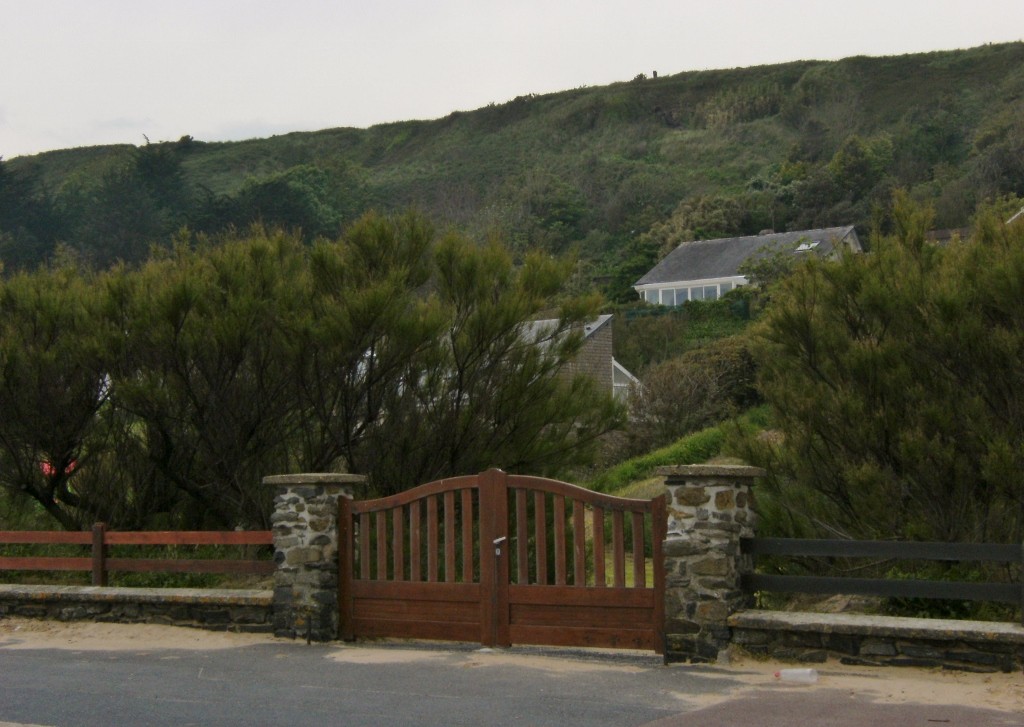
top-left (0, 523), bottom-right (274, 586)
top-left (741, 537), bottom-right (1024, 624)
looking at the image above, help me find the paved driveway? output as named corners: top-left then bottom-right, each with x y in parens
top-left (0, 624), bottom-right (1020, 726)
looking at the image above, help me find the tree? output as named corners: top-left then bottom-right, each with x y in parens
top-left (746, 194), bottom-right (1024, 543)
top-left (294, 212), bottom-right (622, 495)
top-left (627, 335), bottom-right (757, 453)
top-left (290, 211), bottom-right (442, 477)
top-left (0, 266), bottom-right (115, 528)
top-left (0, 158), bottom-right (62, 268)
top-left (354, 234), bottom-right (621, 492)
top-left (104, 229), bottom-right (309, 528)
top-left (0, 213), bottom-right (624, 529)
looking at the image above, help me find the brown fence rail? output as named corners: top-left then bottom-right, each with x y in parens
top-left (741, 537), bottom-right (1024, 623)
top-left (0, 523), bottom-right (274, 586)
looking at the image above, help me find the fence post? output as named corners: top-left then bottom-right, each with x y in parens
top-left (263, 473), bottom-right (367, 642)
top-left (656, 464), bottom-right (764, 663)
top-left (91, 522), bottom-right (107, 586)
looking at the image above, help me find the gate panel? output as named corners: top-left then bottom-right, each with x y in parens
top-left (339, 469), bottom-right (665, 653)
top-left (348, 581), bottom-right (481, 641)
top-left (502, 475), bottom-right (665, 653)
top-left (339, 475), bottom-right (485, 643)
top-left (508, 585), bottom-right (657, 649)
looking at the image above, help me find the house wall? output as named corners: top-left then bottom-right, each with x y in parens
top-left (563, 321), bottom-right (613, 392)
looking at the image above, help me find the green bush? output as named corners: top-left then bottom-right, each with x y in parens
top-left (587, 426), bottom-right (726, 493)
top-left (626, 334), bottom-right (758, 453)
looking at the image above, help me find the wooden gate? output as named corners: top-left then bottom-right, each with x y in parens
top-left (339, 469), bottom-right (665, 653)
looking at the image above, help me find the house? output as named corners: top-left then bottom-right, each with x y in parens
top-left (525, 314), bottom-right (638, 401)
top-left (633, 226), bottom-right (862, 306)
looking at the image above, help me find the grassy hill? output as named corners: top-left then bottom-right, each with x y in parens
top-left (5, 42), bottom-right (1024, 287)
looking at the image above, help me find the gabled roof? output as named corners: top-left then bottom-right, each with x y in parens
top-left (635, 226), bottom-right (859, 287)
top-left (521, 313), bottom-right (612, 344)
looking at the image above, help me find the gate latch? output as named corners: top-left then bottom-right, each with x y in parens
top-left (493, 536), bottom-right (507, 556)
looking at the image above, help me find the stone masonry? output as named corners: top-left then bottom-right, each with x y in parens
top-left (0, 584), bottom-right (272, 632)
top-left (657, 464), bottom-right (763, 663)
top-left (264, 473), bottom-right (366, 642)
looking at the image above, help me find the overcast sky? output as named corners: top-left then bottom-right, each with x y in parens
top-left (2, 0), bottom-right (1023, 159)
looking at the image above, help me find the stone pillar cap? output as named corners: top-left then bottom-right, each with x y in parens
top-left (262, 473), bottom-right (368, 487)
top-left (656, 464), bottom-right (766, 478)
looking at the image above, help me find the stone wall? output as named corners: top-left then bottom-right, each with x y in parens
top-left (658, 464), bottom-right (762, 663)
top-left (0, 585), bottom-right (272, 632)
top-left (654, 465), bottom-right (1024, 672)
top-left (265, 473), bottom-right (366, 642)
top-left (729, 610), bottom-right (1024, 673)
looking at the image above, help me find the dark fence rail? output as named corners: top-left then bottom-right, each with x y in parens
top-left (0, 523), bottom-right (274, 586)
top-left (740, 537), bottom-right (1024, 623)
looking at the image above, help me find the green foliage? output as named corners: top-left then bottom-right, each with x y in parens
top-left (586, 426), bottom-right (727, 493)
top-left (743, 193), bottom-right (1024, 543)
top-left (207, 164), bottom-right (351, 240)
top-left (880, 564), bottom-right (1018, 621)
top-left (8, 43), bottom-right (1024, 287)
top-left (0, 213), bottom-right (622, 529)
top-left (106, 229), bottom-right (309, 527)
top-left (612, 297), bottom-right (752, 374)
top-left (0, 158), bottom-right (63, 266)
top-left (695, 82), bottom-right (785, 129)
top-left (352, 230), bottom-right (621, 493)
top-left (0, 264), bottom-right (116, 528)
top-left (625, 335), bottom-right (758, 454)
top-left (641, 194), bottom-right (765, 260)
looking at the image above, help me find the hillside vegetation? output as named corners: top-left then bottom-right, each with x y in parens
top-left (4, 43), bottom-right (1024, 297)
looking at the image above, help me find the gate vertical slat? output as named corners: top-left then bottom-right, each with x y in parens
top-left (573, 501), bottom-right (586, 586)
top-left (444, 491), bottom-right (456, 583)
top-left (593, 506), bottom-right (606, 587)
top-left (631, 511), bottom-right (646, 588)
top-left (516, 489), bottom-right (529, 584)
top-left (392, 507), bottom-right (404, 581)
top-left (534, 491), bottom-right (548, 585)
top-left (375, 511), bottom-right (387, 580)
top-left (612, 510), bottom-right (625, 588)
top-left (339, 497), bottom-right (354, 640)
top-left (652, 494), bottom-right (667, 655)
top-left (553, 496), bottom-right (566, 585)
top-left (478, 469), bottom-right (509, 646)
top-left (461, 489), bottom-right (474, 583)
top-left (427, 496), bottom-right (439, 582)
top-left (409, 501), bottom-right (421, 581)
top-left (359, 513), bottom-right (370, 580)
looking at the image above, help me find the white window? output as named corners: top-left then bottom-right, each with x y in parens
top-left (661, 289), bottom-right (675, 306)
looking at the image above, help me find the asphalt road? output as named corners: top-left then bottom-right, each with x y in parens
top-left (0, 638), bottom-right (1018, 727)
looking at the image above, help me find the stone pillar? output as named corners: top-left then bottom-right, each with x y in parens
top-left (657, 464), bottom-right (763, 663)
top-left (264, 473), bottom-right (366, 642)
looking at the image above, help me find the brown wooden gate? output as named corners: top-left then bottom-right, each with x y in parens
top-left (339, 469), bottom-right (665, 653)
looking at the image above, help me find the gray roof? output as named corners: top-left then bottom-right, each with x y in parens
top-left (634, 226), bottom-right (859, 287)
top-left (521, 313), bottom-right (612, 343)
